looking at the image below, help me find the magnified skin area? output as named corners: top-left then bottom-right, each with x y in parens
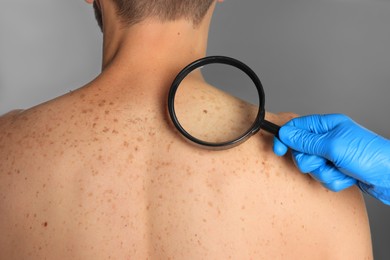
top-left (174, 73), bottom-right (258, 144)
top-left (0, 83), bottom-right (372, 258)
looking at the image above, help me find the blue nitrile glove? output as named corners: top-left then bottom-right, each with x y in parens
top-left (273, 114), bottom-right (390, 205)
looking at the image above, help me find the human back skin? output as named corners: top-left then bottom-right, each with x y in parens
top-left (0, 74), bottom-right (373, 259)
top-left (0, 0), bottom-right (373, 257)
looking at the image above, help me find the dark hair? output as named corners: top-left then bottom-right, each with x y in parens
top-left (112, 0), bottom-right (215, 27)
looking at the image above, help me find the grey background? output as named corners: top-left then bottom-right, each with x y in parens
top-left (1, 0), bottom-right (389, 258)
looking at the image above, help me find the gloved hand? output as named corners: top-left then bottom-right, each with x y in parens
top-left (273, 114), bottom-right (390, 205)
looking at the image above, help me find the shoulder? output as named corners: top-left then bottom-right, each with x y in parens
top-left (247, 111), bottom-right (373, 258)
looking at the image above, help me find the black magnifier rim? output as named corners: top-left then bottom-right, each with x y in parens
top-left (168, 56), bottom-right (265, 149)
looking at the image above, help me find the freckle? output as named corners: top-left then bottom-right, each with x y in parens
top-left (113, 118), bottom-right (118, 123)
top-left (208, 201), bottom-right (213, 207)
top-left (241, 205), bottom-right (246, 210)
top-left (123, 141), bottom-right (129, 147)
top-left (103, 127), bottom-right (109, 133)
top-left (105, 110), bottom-right (110, 115)
top-left (88, 192), bottom-right (93, 197)
top-left (112, 129), bottom-right (119, 134)
top-left (127, 154), bottom-right (134, 161)
top-left (203, 109), bottom-right (208, 114)
top-left (189, 188), bottom-right (193, 193)
top-left (135, 146), bottom-right (139, 152)
top-left (109, 102), bottom-right (114, 106)
top-left (202, 218), bottom-right (207, 223)
top-left (43, 222), bottom-right (48, 227)
top-left (92, 169), bottom-right (99, 176)
top-left (137, 137), bottom-right (143, 142)
top-left (98, 100), bottom-right (106, 107)
top-left (158, 194), bottom-right (163, 199)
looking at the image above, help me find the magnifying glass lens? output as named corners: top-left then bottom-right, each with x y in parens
top-left (173, 63), bottom-right (260, 144)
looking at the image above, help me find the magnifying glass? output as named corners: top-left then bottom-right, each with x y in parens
top-left (168, 56), bottom-right (280, 150)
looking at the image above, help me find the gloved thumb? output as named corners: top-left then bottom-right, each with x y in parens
top-left (278, 125), bottom-right (328, 157)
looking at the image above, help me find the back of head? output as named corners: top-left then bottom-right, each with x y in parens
top-left (95, 0), bottom-right (215, 29)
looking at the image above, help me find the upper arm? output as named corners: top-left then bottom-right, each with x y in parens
top-left (325, 187), bottom-right (373, 259)
top-left (268, 112), bottom-right (372, 257)
top-left (257, 112), bottom-right (373, 258)
top-left (277, 112), bottom-right (373, 258)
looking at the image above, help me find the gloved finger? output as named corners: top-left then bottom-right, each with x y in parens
top-left (273, 136), bottom-right (288, 156)
top-left (279, 126), bottom-right (327, 157)
top-left (310, 163), bottom-right (357, 192)
top-left (291, 150), bottom-right (326, 174)
top-left (320, 177), bottom-right (357, 192)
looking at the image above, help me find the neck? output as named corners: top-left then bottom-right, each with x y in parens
top-left (95, 19), bottom-right (211, 93)
top-left (105, 20), bottom-right (209, 68)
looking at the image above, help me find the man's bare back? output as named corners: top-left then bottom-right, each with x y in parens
top-left (0, 0), bottom-right (372, 258)
top-left (0, 76), bottom-right (372, 259)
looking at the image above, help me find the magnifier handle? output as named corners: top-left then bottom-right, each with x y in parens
top-left (261, 120), bottom-right (281, 138)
